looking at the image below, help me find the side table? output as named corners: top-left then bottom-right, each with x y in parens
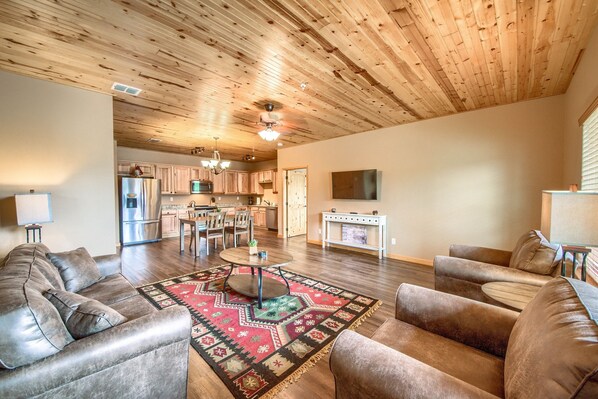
top-left (481, 282), bottom-right (541, 311)
top-left (561, 245), bottom-right (590, 282)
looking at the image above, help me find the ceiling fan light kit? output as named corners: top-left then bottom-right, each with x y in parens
top-left (257, 103), bottom-right (282, 141)
top-left (201, 137), bottom-right (230, 174)
top-left (258, 126), bottom-right (280, 141)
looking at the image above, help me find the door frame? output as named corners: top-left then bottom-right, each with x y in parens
top-left (282, 166), bottom-right (308, 239)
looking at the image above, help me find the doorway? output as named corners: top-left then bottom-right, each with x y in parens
top-left (285, 168), bottom-right (307, 238)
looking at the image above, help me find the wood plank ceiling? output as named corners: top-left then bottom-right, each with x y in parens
top-left (0, 1), bottom-right (597, 161)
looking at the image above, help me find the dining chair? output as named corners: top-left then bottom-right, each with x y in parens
top-left (200, 212), bottom-right (226, 255)
top-left (188, 210), bottom-right (208, 250)
top-left (225, 210), bottom-right (250, 247)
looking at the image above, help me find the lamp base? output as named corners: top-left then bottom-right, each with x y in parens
top-left (25, 224), bottom-right (42, 243)
top-left (561, 245), bottom-right (591, 282)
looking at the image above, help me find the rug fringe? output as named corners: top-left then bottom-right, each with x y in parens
top-left (260, 299), bottom-right (383, 399)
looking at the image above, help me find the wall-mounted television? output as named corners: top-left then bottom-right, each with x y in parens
top-left (331, 169), bottom-right (378, 200)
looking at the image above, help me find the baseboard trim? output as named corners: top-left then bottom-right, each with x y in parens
top-left (307, 239), bottom-right (433, 267)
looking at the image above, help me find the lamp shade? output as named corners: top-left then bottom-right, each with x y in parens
top-left (541, 191), bottom-right (598, 246)
top-left (15, 193), bottom-right (53, 226)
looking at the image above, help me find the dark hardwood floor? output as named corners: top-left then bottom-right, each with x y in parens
top-left (120, 229), bottom-right (434, 399)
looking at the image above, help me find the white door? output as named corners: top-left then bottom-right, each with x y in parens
top-left (286, 169), bottom-right (307, 237)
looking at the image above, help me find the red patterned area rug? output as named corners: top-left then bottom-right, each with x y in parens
top-left (137, 265), bottom-right (381, 399)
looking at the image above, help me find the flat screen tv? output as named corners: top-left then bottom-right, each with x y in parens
top-left (332, 169), bottom-right (377, 200)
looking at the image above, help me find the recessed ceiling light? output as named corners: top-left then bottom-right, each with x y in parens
top-left (277, 142), bottom-right (283, 147)
top-left (146, 137), bottom-right (161, 143)
top-left (111, 82), bottom-right (142, 96)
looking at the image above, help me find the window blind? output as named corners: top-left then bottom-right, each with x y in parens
top-left (581, 106), bottom-right (598, 278)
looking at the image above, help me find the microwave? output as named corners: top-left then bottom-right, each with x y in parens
top-left (190, 180), bottom-right (213, 194)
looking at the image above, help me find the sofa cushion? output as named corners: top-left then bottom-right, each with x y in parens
top-left (504, 277), bottom-right (598, 398)
top-left (76, 274), bottom-right (138, 306)
top-left (372, 318), bottom-right (505, 397)
top-left (47, 247), bottom-right (102, 292)
top-left (110, 294), bottom-right (157, 320)
top-left (45, 289), bottom-right (127, 339)
top-left (0, 244), bottom-right (74, 369)
top-left (509, 230), bottom-right (562, 275)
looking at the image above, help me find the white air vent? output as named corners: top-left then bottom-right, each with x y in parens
top-left (147, 138), bottom-right (161, 143)
top-left (111, 82), bottom-right (142, 96)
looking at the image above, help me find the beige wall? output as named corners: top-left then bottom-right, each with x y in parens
top-left (278, 96), bottom-right (565, 263)
top-left (563, 27), bottom-right (598, 186)
top-left (0, 71), bottom-right (116, 257)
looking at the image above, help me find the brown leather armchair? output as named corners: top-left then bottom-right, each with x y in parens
top-left (330, 278), bottom-right (598, 398)
top-left (434, 230), bottom-right (562, 308)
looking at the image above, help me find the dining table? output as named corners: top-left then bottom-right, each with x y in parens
top-left (178, 215), bottom-right (254, 256)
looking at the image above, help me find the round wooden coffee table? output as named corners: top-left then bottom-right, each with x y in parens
top-left (219, 247), bottom-right (293, 309)
top-left (481, 281), bottom-right (541, 311)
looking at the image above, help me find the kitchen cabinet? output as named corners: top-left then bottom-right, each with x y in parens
top-left (117, 161), bottom-right (155, 177)
top-left (155, 164), bottom-right (174, 194)
top-left (272, 170), bottom-right (278, 194)
top-left (212, 172), bottom-right (225, 194)
top-left (237, 172), bottom-right (249, 194)
top-left (161, 210), bottom-right (178, 236)
top-left (250, 172), bottom-right (264, 195)
top-left (224, 171), bottom-right (237, 194)
top-left (156, 165), bottom-right (190, 194)
top-left (250, 207), bottom-right (267, 227)
top-left (191, 167), bottom-right (211, 181)
top-left (258, 170), bottom-right (273, 183)
top-left (173, 166), bottom-right (191, 194)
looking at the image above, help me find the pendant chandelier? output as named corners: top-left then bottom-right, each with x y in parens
top-left (201, 137), bottom-right (230, 175)
top-left (258, 124), bottom-right (280, 141)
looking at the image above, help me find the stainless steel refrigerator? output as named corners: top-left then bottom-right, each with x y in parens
top-left (119, 177), bottom-right (162, 245)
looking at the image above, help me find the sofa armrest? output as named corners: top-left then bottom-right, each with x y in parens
top-left (330, 330), bottom-right (499, 399)
top-left (93, 254), bottom-right (121, 276)
top-left (449, 244), bottom-right (512, 266)
top-left (0, 305), bottom-right (191, 398)
top-left (394, 284), bottom-right (518, 358)
top-left (434, 256), bottom-right (553, 286)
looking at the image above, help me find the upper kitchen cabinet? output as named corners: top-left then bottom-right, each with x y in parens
top-left (173, 166), bottom-right (191, 194)
top-left (250, 172), bottom-right (264, 195)
top-left (117, 161), bottom-right (155, 177)
top-left (155, 164), bottom-right (174, 194)
top-left (258, 170), bottom-right (273, 183)
top-left (155, 165), bottom-right (190, 195)
top-left (212, 172), bottom-right (225, 194)
top-left (237, 172), bottom-right (249, 194)
top-left (224, 171), bottom-right (238, 194)
top-left (191, 167), bottom-right (211, 181)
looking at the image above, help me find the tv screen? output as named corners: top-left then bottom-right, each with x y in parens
top-left (332, 169), bottom-right (377, 200)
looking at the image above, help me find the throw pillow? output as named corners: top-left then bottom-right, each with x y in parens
top-left (509, 230), bottom-right (562, 275)
top-left (44, 289), bottom-right (127, 339)
top-left (47, 247), bottom-right (102, 292)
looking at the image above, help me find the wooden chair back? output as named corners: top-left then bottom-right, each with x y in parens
top-left (234, 210), bottom-right (250, 229)
top-left (206, 212), bottom-right (226, 230)
top-left (188, 209), bottom-right (208, 218)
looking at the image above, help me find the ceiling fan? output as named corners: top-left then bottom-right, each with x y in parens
top-left (257, 103), bottom-right (282, 141)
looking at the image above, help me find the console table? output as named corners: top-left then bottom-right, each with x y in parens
top-left (321, 212), bottom-right (387, 259)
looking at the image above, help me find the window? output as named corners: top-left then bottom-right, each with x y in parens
top-left (581, 102), bottom-right (598, 279)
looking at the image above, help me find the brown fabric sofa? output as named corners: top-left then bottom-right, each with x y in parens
top-left (0, 243), bottom-right (192, 399)
top-left (330, 278), bottom-right (598, 398)
top-left (434, 230), bottom-right (562, 308)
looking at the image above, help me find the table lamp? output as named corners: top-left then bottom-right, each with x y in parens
top-left (15, 191), bottom-right (53, 243)
top-left (540, 190), bottom-right (598, 281)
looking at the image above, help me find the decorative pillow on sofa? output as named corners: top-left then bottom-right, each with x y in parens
top-left (509, 230), bottom-right (562, 275)
top-left (47, 247), bottom-right (102, 292)
top-left (45, 289), bottom-right (127, 339)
